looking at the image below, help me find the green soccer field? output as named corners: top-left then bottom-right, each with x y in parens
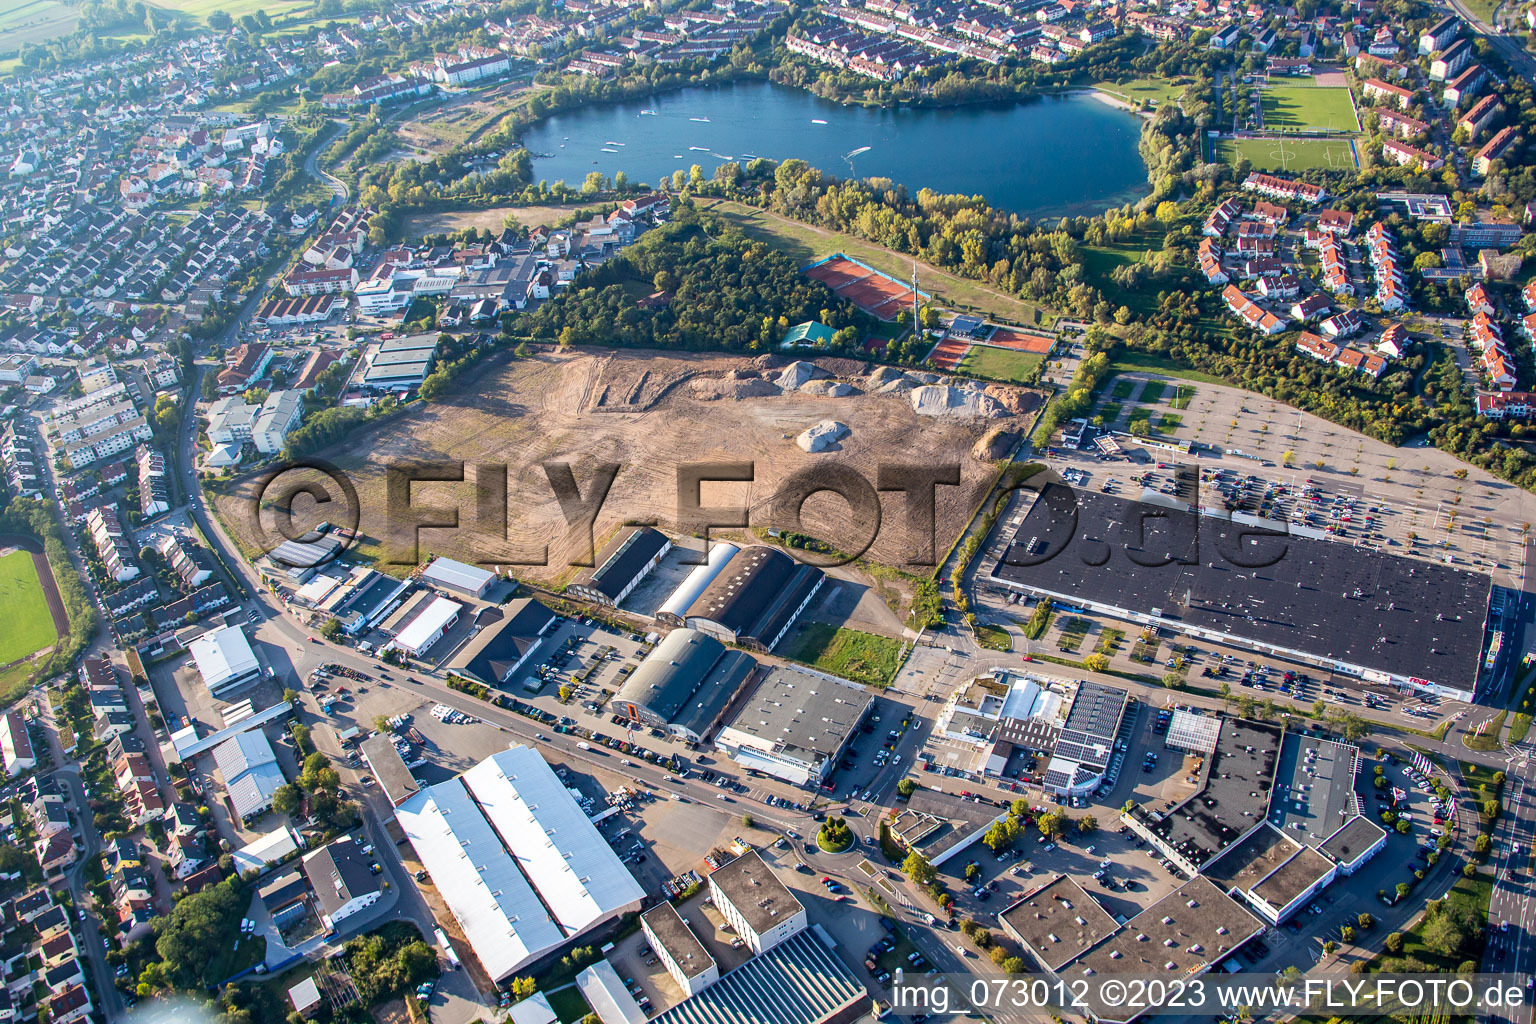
top-left (957, 344), bottom-right (1044, 383)
top-left (0, 549), bottom-right (57, 665)
top-left (1217, 136), bottom-right (1358, 172)
top-left (1259, 83), bottom-right (1360, 132)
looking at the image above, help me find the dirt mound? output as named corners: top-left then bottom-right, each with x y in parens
top-left (909, 384), bottom-right (1010, 419)
top-left (816, 357), bottom-right (871, 377)
top-left (799, 380), bottom-right (860, 398)
top-left (690, 377), bottom-right (782, 401)
top-left (796, 420), bottom-right (850, 452)
top-left (982, 384), bottom-right (1039, 415)
top-left (972, 427), bottom-right (1021, 460)
top-left (776, 360), bottom-right (829, 390)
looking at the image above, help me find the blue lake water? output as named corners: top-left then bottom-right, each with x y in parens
top-left (521, 80), bottom-right (1151, 218)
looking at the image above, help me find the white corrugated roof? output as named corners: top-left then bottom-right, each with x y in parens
top-left (463, 747), bottom-right (646, 935)
top-left (188, 625), bottom-right (259, 690)
top-left (393, 595), bottom-right (461, 654)
top-left (397, 779), bottom-right (565, 981)
top-left (422, 556), bottom-right (495, 593)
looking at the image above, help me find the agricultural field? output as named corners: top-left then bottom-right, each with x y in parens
top-left (1258, 81), bottom-right (1360, 132)
top-left (212, 348), bottom-right (1038, 584)
top-left (0, 548), bottom-right (58, 666)
top-left (1216, 135), bottom-right (1358, 172)
top-left (0, 0), bottom-right (78, 50)
top-left (155, 0), bottom-right (314, 23)
top-left (708, 199), bottom-right (1055, 329)
top-left (956, 344), bottom-right (1043, 383)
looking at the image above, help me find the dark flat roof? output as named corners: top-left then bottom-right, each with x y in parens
top-left (991, 485), bottom-right (1490, 689)
top-left (1319, 814), bottom-right (1388, 868)
top-left (1000, 875), bottom-right (1120, 972)
top-left (1270, 733), bottom-right (1361, 845)
top-left (641, 901), bottom-right (715, 980)
top-left (572, 525), bottom-right (669, 601)
top-left (1136, 718), bottom-right (1282, 868)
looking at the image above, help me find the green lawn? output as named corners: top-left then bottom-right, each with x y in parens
top-left (1091, 76), bottom-right (1193, 109)
top-left (974, 623), bottom-right (1011, 651)
top-left (157, 0), bottom-right (315, 22)
top-left (957, 344), bottom-right (1043, 382)
top-left (1216, 135), bottom-right (1359, 172)
top-left (0, 550), bottom-right (56, 666)
top-left (707, 200), bottom-right (1054, 328)
top-left (1081, 234), bottom-right (1168, 315)
top-left (783, 623), bottom-right (903, 687)
top-left (544, 986), bottom-right (592, 1023)
top-left (1107, 353), bottom-right (1228, 386)
top-left (1137, 380), bottom-right (1166, 404)
top-left (1258, 82), bottom-right (1360, 132)
top-left (1110, 379), bottom-right (1136, 400)
top-left (1169, 384), bottom-right (1195, 409)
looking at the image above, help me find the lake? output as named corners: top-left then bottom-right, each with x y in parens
top-left (520, 81), bottom-right (1150, 219)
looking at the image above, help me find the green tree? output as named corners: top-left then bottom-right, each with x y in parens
top-left (903, 851), bottom-right (936, 886)
top-left (896, 778), bottom-right (917, 798)
top-left (510, 977), bottom-right (537, 999)
top-left (1077, 814), bottom-right (1098, 834)
top-left (1385, 932), bottom-right (1404, 953)
top-left (272, 783), bottom-right (302, 817)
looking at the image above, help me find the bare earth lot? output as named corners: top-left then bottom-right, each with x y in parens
top-left (216, 348), bottom-right (1039, 587)
top-left (395, 204), bottom-right (600, 241)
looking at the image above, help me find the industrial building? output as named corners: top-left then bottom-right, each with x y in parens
top-left (714, 665), bottom-right (871, 786)
top-left (188, 625), bottom-right (262, 696)
top-left (444, 598), bottom-right (556, 689)
top-left (360, 334), bottom-right (439, 389)
top-left (421, 555), bottom-right (497, 598)
top-left (989, 484), bottom-right (1491, 701)
top-left (397, 746), bottom-right (644, 980)
top-left (211, 731), bottom-right (286, 823)
top-left (934, 671), bottom-right (1128, 796)
top-left (641, 902), bottom-right (718, 998)
top-left (383, 592), bottom-right (462, 658)
top-left (568, 526), bottom-right (670, 607)
top-left (302, 836), bottom-right (383, 932)
top-left (656, 543), bottom-right (738, 627)
top-left (706, 850), bottom-right (807, 954)
top-left (611, 628), bottom-right (756, 743)
top-left (683, 546), bottom-right (824, 652)
top-left (648, 929), bottom-right (868, 1024)
top-left (359, 733), bottom-right (419, 814)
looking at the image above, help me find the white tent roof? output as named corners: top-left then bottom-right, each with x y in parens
top-left (463, 747), bottom-right (646, 935)
top-left (397, 779), bottom-right (565, 981)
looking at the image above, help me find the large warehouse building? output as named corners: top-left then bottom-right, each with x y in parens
top-left (188, 625), bottom-right (262, 696)
top-left (611, 628), bottom-right (756, 742)
top-left (989, 484), bottom-right (1492, 701)
top-left (714, 665), bottom-right (871, 786)
top-left (683, 546), bottom-right (824, 652)
top-left (445, 598), bottom-right (556, 689)
top-left (656, 543), bottom-right (738, 627)
top-left (568, 526), bottom-right (670, 607)
top-left (397, 746), bottom-right (645, 981)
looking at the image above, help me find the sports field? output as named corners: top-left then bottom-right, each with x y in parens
top-left (957, 344), bottom-right (1044, 382)
top-left (0, 549), bottom-right (58, 665)
top-left (1259, 82), bottom-right (1360, 132)
top-left (1216, 136), bottom-right (1358, 172)
top-left (1091, 76), bottom-right (1194, 109)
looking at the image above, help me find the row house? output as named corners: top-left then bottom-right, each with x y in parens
top-left (157, 534), bottom-right (214, 589)
top-left (1222, 284), bottom-right (1288, 335)
top-left (1292, 293), bottom-right (1332, 321)
top-left (1332, 347), bottom-right (1388, 379)
top-left (1381, 139), bottom-right (1443, 170)
top-left (1458, 95), bottom-right (1502, 140)
top-left (1204, 198), bottom-right (1240, 238)
top-left (152, 583), bottom-right (232, 629)
top-left (1321, 309), bottom-right (1363, 338)
top-left (284, 265), bottom-right (357, 296)
top-left (1199, 237), bottom-right (1227, 283)
top-left (1467, 282), bottom-right (1495, 316)
top-left (136, 446), bottom-right (169, 517)
top-left (1474, 391), bottom-right (1536, 419)
top-left (85, 506), bottom-right (140, 582)
top-left (64, 414), bottom-right (152, 470)
top-left (1247, 201), bottom-right (1289, 226)
top-left (1474, 126), bottom-right (1517, 176)
top-left (104, 579), bottom-right (157, 619)
top-left (1317, 208), bottom-right (1355, 235)
top-left (1362, 78), bottom-right (1414, 110)
top-left (1243, 172), bottom-right (1325, 205)
top-left (1377, 109), bottom-right (1428, 140)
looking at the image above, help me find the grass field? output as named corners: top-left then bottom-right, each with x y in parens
top-left (0, 550), bottom-right (56, 666)
top-left (783, 623), bottom-right (903, 687)
top-left (1216, 135), bottom-right (1358, 172)
top-left (707, 200), bottom-right (1055, 329)
top-left (154, 0), bottom-right (314, 22)
top-left (1258, 82), bottom-right (1360, 132)
top-left (1108, 353), bottom-right (1228, 385)
top-left (1091, 76), bottom-right (1193, 109)
top-left (1081, 234), bottom-right (1168, 316)
top-left (0, 0), bottom-right (78, 50)
top-left (956, 344), bottom-right (1043, 382)
top-left (1138, 380), bottom-right (1166, 404)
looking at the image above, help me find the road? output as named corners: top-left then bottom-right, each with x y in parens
top-left (1483, 737), bottom-right (1536, 1024)
top-left (1441, 0), bottom-right (1536, 77)
top-left (303, 123), bottom-right (350, 204)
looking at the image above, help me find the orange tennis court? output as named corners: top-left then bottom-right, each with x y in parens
top-left (804, 253), bottom-right (929, 322)
top-left (985, 326), bottom-right (1056, 355)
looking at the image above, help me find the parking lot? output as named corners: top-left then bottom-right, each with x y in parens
top-left (1066, 373), bottom-right (1532, 589)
